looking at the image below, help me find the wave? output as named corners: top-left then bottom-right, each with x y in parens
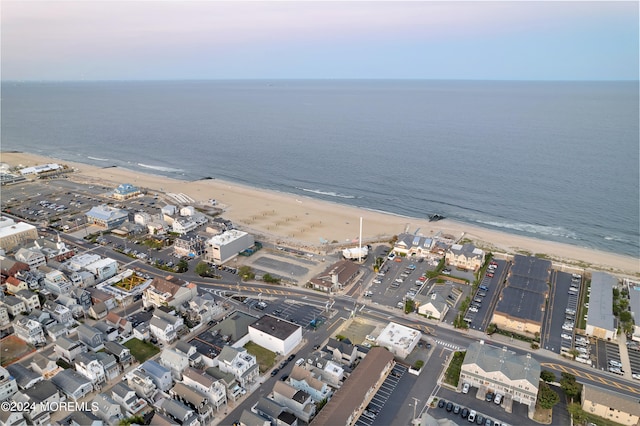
top-left (137, 163), bottom-right (184, 173)
top-left (87, 156), bottom-right (109, 161)
top-left (475, 220), bottom-right (578, 239)
top-left (297, 187), bottom-right (356, 199)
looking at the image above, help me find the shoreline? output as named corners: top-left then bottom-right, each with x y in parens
top-left (1, 150), bottom-right (638, 276)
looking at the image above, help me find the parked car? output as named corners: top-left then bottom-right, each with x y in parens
top-left (494, 393), bottom-right (503, 405)
top-left (438, 399), bottom-right (446, 408)
top-left (468, 410), bottom-right (477, 423)
top-left (446, 402), bottom-right (453, 412)
top-left (485, 392), bottom-right (494, 402)
top-left (461, 408), bottom-right (470, 419)
top-left (462, 382), bottom-right (470, 394)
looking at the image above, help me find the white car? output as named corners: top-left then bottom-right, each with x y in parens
top-left (561, 333), bottom-right (572, 340)
top-left (608, 360), bottom-right (622, 368)
top-left (469, 306), bottom-right (479, 313)
top-left (462, 382), bottom-right (470, 394)
top-left (632, 373), bottom-right (640, 380)
top-left (494, 393), bottom-right (503, 405)
top-left (562, 323), bottom-right (574, 331)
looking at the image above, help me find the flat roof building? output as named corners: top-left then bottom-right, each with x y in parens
top-left (375, 322), bottom-right (421, 358)
top-left (586, 272), bottom-right (617, 340)
top-left (0, 216), bottom-right (38, 251)
top-left (204, 230), bottom-right (254, 265)
top-left (249, 315), bottom-right (303, 356)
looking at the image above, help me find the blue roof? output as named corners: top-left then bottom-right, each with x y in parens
top-left (141, 359), bottom-right (170, 378)
top-left (86, 204), bottom-right (128, 221)
top-left (115, 183), bottom-right (139, 195)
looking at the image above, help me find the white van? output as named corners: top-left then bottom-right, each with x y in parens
top-left (295, 358), bottom-right (305, 366)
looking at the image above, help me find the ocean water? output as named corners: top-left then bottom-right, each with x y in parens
top-left (1, 80), bottom-right (638, 257)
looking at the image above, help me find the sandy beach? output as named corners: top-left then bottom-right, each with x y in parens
top-left (2, 151), bottom-right (638, 276)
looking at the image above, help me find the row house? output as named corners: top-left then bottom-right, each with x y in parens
top-left (54, 336), bottom-right (87, 362)
top-left (289, 365), bottom-right (332, 403)
top-left (181, 367), bottom-right (227, 410)
top-left (13, 316), bottom-right (46, 346)
top-left (111, 382), bottom-right (149, 417)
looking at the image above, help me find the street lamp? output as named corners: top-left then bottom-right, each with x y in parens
top-left (411, 397), bottom-right (420, 424)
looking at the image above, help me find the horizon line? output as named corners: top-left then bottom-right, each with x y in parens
top-left (2, 78), bottom-right (638, 83)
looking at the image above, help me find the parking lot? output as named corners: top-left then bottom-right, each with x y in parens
top-left (543, 271), bottom-right (583, 355)
top-left (466, 259), bottom-right (508, 331)
top-left (354, 364), bottom-right (409, 426)
top-left (247, 298), bottom-right (326, 330)
top-left (627, 344), bottom-right (640, 378)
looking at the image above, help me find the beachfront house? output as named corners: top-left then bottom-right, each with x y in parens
top-left (445, 243), bottom-right (485, 272)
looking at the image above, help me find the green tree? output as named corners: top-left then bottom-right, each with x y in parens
top-left (262, 273), bottom-right (280, 284)
top-left (195, 261), bottom-right (211, 277)
top-left (486, 323), bottom-right (498, 335)
top-left (560, 373), bottom-right (581, 401)
top-left (238, 265), bottom-right (255, 281)
top-left (537, 382), bottom-right (560, 409)
top-left (619, 311), bottom-right (632, 322)
top-left (176, 259), bottom-right (188, 273)
top-left (119, 416), bottom-right (144, 426)
top-left (567, 403), bottom-right (588, 425)
top-left (404, 299), bottom-right (415, 314)
top-left (540, 370), bottom-right (556, 383)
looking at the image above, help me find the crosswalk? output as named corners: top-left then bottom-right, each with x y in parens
top-left (435, 339), bottom-right (461, 351)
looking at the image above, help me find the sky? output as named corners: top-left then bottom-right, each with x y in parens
top-left (1, 1), bottom-right (638, 81)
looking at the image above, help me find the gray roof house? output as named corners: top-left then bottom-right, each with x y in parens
top-left (51, 369), bottom-right (93, 400)
top-left (110, 382), bottom-right (149, 417)
top-left (92, 393), bottom-right (124, 426)
top-left (54, 335), bottom-right (87, 362)
top-left (6, 363), bottom-right (43, 390)
top-left (416, 292), bottom-right (449, 321)
top-left (140, 360), bottom-right (172, 392)
top-left (103, 341), bottom-right (133, 369)
top-left (11, 380), bottom-right (63, 426)
top-left (170, 382), bottom-right (214, 424)
top-left (76, 323), bottom-right (104, 351)
top-left (156, 398), bottom-right (199, 426)
top-left (239, 409), bottom-right (270, 426)
top-left (253, 397), bottom-right (297, 426)
top-left (58, 411), bottom-right (102, 426)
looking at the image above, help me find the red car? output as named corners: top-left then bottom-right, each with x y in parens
top-left (419, 276), bottom-right (426, 281)
top-left (486, 273), bottom-right (494, 278)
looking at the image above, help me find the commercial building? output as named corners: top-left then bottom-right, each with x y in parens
top-left (85, 205), bottom-right (128, 229)
top-left (203, 230), bottom-right (254, 265)
top-left (491, 255), bottom-right (550, 336)
top-left (586, 272), bottom-right (617, 340)
top-left (310, 347), bottom-right (394, 426)
top-left (375, 322), bottom-right (421, 359)
top-left (460, 341), bottom-right (540, 417)
top-left (248, 315), bottom-right (302, 356)
top-left (628, 279), bottom-right (640, 343)
top-left (111, 183), bottom-right (141, 200)
top-left (392, 233), bottom-right (434, 258)
top-left (581, 383), bottom-right (640, 426)
top-left (309, 260), bottom-right (360, 293)
top-left (0, 216), bottom-right (38, 252)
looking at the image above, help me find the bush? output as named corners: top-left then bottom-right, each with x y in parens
top-left (414, 360), bottom-right (424, 370)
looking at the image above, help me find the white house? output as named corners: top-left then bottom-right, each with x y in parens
top-left (160, 348), bottom-right (190, 380)
top-left (375, 322), bottom-right (421, 358)
top-left (181, 367), bottom-right (227, 410)
top-left (216, 346), bottom-right (259, 389)
top-left (75, 352), bottom-right (106, 386)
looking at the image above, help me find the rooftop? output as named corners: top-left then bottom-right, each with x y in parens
top-left (250, 315), bottom-right (301, 340)
top-left (586, 272), bottom-right (617, 331)
top-left (463, 341), bottom-right (540, 387)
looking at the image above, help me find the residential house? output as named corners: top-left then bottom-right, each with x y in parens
top-left (42, 270), bottom-right (73, 296)
top-left (142, 276), bottom-right (197, 309)
top-left (0, 366), bottom-right (18, 401)
top-left (43, 301), bottom-right (73, 326)
top-left (174, 341), bottom-right (203, 368)
top-left (0, 307), bottom-right (8, 327)
top-left (181, 367), bottom-right (227, 410)
top-left (5, 276), bottom-right (28, 294)
top-left (217, 346), bottom-right (259, 389)
top-left (416, 292), bottom-right (449, 321)
top-left (110, 382), bottom-right (149, 417)
top-left (6, 364), bottom-right (42, 391)
top-left (14, 248), bottom-right (46, 270)
top-left (29, 354), bottom-right (62, 380)
top-left (2, 296), bottom-right (26, 317)
top-left (51, 369), bottom-right (93, 400)
top-left (11, 380), bottom-right (62, 426)
top-left (273, 380), bottom-right (316, 423)
top-left (170, 382), bottom-right (214, 425)
top-left (0, 258), bottom-right (30, 285)
top-left (392, 233), bottom-right (435, 258)
top-left (74, 352), bottom-right (106, 386)
top-left (94, 321), bottom-right (118, 342)
top-left (105, 312), bottom-right (132, 336)
top-left (186, 293), bottom-right (223, 324)
top-left (326, 338), bottom-right (358, 366)
top-left (160, 348), bottom-right (190, 380)
top-left (149, 311), bottom-right (182, 344)
top-left (88, 301), bottom-right (109, 320)
top-left (14, 290), bottom-right (40, 313)
top-left (92, 393), bottom-right (124, 426)
top-left (103, 341), bottom-right (133, 370)
top-left (126, 369), bottom-right (157, 399)
top-left (248, 315), bottom-right (302, 356)
top-left (308, 260), bottom-right (360, 293)
top-left (459, 341), bottom-right (540, 418)
top-left (0, 410), bottom-right (26, 426)
top-left (445, 243), bottom-right (486, 272)
top-left (58, 411), bottom-right (103, 426)
top-left (13, 316), bottom-right (46, 346)
top-left (97, 352), bottom-right (119, 382)
top-left (45, 323), bottom-right (68, 341)
top-left (54, 336), bottom-right (87, 362)
top-left (239, 410), bottom-right (270, 426)
top-left (76, 324), bottom-right (104, 351)
top-left (581, 384), bottom-right (640, 426)
top-left (304, 354), bottom-right (345, 387)
top-left (139, 360), bottom-right (173, 392)
top-left (252, 397), bottom-right (297, 426)
top-left (289, 365), bottom-right (332, 403)
top-left (156, 398), bottom-right (201, 426)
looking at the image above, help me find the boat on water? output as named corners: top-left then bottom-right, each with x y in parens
top-left (428, 214), bottom-right (446, 222)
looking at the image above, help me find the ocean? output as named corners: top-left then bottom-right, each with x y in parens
top-left (1, 80), bottom-right (638, 257)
